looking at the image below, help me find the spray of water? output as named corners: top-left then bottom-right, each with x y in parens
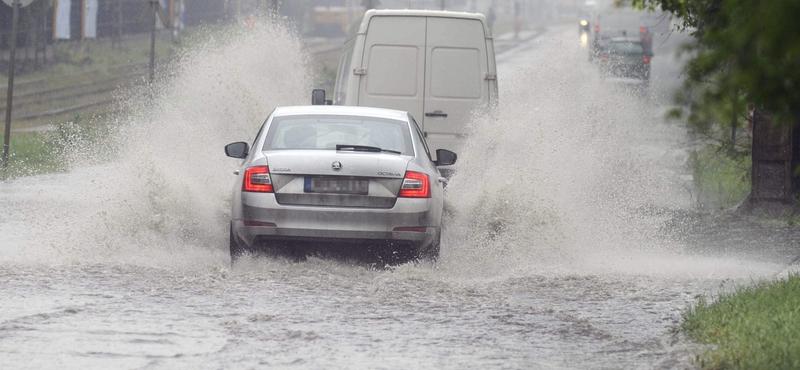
top-left (3, 20), bottom-right (311, 266)
top-left (437, 36), bottom-right (740, 280)
top-left (2, 23), bottom-right (781, 282)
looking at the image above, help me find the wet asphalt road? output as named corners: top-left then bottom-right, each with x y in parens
top-left (1, 23), bottom-right (799, 370)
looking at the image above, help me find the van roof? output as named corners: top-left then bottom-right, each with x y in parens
top-left (346, 9), bottom-right (491, 41)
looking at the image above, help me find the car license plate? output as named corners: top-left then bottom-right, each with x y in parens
top-left (304, 177), bottom-right (368, 195)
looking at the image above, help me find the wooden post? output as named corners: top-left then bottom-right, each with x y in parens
top-left (3, 0), bottom-right (20, 170)
top-left (81, 0), bottom-right (85, 40)
top-left (149, 0), bottom-right (156, 85)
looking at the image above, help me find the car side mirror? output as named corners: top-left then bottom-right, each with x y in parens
top-left (225, 142), bottom-right (249, 159)
top-left (312, 89), bottom-right (326, 105)
top-left (434, 149), bottom-right (457, 166)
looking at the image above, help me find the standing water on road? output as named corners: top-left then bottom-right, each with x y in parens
top-left (1, 22), bottom-right (796, 369)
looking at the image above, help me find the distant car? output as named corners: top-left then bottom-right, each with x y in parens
top-left (225, 105), bottom-right (457, 264)
top-left (578, 0), bottom-right (596, 36)
top-left (590, 5), bottom-right (653, 60)
top-left (598, 37), bottom-right (652, 82)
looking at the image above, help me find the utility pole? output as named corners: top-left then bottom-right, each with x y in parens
top-left (149, 0), bottom-right (158, 85)
top-left (3, 0), bottom-right (21, 171)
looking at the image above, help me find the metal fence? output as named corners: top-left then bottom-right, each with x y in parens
top-left (0, 0), bottom-right (228, 51)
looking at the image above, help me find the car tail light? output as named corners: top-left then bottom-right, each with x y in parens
top-left (393, 226), bottom-right (427, 232)
top-left (601, 54), bottom-right (607, 62)
top-left (595, 26), bottom-right (600, 33)
top-left (398, 171), bottom-right (430, 198)
top-left (243, 166), bottom-right (273, 192)
top-left (639, 27), bottom-right (645, 33)
top-left (643, 55), bottom-right (650, 64)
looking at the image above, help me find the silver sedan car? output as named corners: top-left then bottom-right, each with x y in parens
top-left (225, 106), bottom-right (457, 263)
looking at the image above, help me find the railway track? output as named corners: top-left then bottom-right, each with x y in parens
top-left (0, 62), bottom-right (151, 129)
top-left (0, 38), bottom-right (342, 131)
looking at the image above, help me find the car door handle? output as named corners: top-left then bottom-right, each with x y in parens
top-left (425, 111), bottom-right (448, 117)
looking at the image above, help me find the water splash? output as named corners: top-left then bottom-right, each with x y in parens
top-left (3, 19), bottom-right (311, 265)
top-left (441, 36), bottom-right (692, 278)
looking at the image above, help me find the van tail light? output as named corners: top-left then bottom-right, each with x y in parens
top-left (243, 166), bottom-right (273, 193)
top-left (643, 55), bottom-right (650, 64)
top-left (595, 26), bottom-right (600, 33)
top-left (601, 54), bottom-right (607, 62)
top-left (398, 171), bottom-right (430, 198)
top-left (639, 27), bottom-right (645, 33)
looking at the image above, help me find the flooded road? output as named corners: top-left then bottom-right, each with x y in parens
top-left (1, 23), bottom-right (798, 369)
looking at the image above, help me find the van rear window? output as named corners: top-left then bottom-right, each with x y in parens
top-left (430, 47), bottom-right (482, 99)
top-left (366, 46), bottom-right (420, 97)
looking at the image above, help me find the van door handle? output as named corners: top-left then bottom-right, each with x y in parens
top-left (425, 111), bottom-right (448, 117)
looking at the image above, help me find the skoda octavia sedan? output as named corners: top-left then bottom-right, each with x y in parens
top-left (225, 106), bottom-right (457, 263)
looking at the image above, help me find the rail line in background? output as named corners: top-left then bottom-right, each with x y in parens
top-left (1, 29), bottom-right (538, 132)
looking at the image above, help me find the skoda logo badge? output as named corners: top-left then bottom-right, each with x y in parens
top-left (332, 161), bottom-right (342, 172)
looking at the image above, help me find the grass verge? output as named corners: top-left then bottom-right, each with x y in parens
top-left (0, 119), bottom-right (109, 180)
top-left (681, 273), bottom-right (800, 370)
top-left (0, 131), bottom-right (60, 179)
top-left (689, 144), bottom-right (751, 210)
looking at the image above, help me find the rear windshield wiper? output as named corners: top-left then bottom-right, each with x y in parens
top-left (336, 144), bottom-right (401, 155)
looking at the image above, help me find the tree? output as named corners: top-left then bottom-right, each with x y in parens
top-left (634, 0), bottom-right (800, 127)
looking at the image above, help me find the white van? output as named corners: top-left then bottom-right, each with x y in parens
top-left (324, 9), bottom-right (498, 160)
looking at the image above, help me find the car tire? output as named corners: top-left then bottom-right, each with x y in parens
top-left (230, 224), bottom-right (246, 265)
top-left (418, 229), bottom-right (441, 262)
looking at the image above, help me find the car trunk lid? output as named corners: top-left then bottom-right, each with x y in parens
top-left (265, 150), bottom-right (410, 209)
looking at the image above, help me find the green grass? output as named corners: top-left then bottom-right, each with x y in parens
top-left (0, 119), bottom-right (110, 180)
top-left (0, 130), bottom-right (59, 179)
top-left (681, 273), bottom-right (800, 370)
top-left (689, 144), bottom-right (751, 210)
top-left (0, 33), bottom-right (179, 87)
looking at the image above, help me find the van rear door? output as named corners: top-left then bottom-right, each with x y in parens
top-left (423, 17), bottom-right (490, 159)
top-left (357, 16), bottom-right (426, 126)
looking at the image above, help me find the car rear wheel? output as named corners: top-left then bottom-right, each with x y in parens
top-left (230, 224), bottom-right (246, 265)
top-left (417, 230), bottom-right (441, 262)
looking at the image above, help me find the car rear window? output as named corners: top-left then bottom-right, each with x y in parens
top-left (608, 41), bottom-right (644, 54)
top-left (263, 115), bottom-right (414, 155)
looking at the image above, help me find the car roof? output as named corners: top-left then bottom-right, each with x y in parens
top-left (272, 105), bottom-right (410, 122)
